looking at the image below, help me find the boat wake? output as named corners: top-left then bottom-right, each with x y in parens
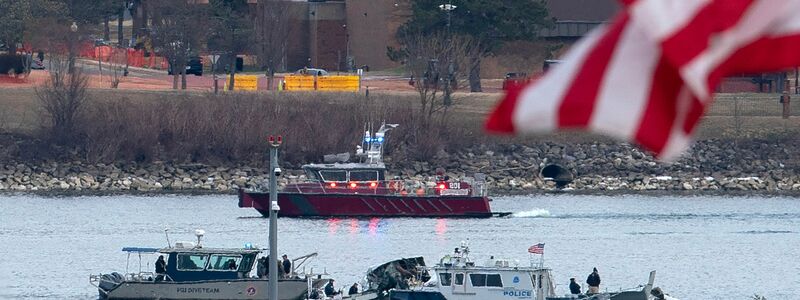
top-left (512, 208), bottom-right (551, 218)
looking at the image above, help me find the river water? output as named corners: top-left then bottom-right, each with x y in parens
top-left (0, 194), bottom-right (798, 299)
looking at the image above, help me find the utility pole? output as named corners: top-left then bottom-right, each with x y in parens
top-left (267, 135), bottom-right (282, 300)
top-left (439, 1), bottom-right (457, 106)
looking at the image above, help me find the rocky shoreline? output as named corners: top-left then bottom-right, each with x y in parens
top-left (1, 139), bottom-right (799, 194)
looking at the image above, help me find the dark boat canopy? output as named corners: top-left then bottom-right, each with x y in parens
top-left (121, 247), bottom-right (160, 253)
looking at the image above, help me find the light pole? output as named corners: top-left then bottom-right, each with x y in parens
top-left (343, 24), bottom-right (350, 72)
top-left (439, 2), bottom-right (456, 106)
top-left (267, 135), bottom-right (282, 300)
top-left (69, 22), bottom-right (79, 74)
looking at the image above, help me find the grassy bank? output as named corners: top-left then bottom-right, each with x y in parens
top-left (1, 88), bottom-right (799, 166)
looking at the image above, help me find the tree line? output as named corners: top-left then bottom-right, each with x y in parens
top-left (0, 0), bottom-right (288, 90)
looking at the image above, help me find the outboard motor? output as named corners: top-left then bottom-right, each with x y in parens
top-left (540, 164), bottom-right (574, 189)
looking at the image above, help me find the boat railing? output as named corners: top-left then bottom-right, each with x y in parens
top-left (281, 179), bottom-right (482, 197)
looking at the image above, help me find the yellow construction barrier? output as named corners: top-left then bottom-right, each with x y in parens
top-left (224, 75), bottom-right (259, 91)
top-left (317, 75), bottom-right (360, 91)
top-left (283, 75), bottom-right (360, 92)
top-left (284, 75), bottom-right (316, 91)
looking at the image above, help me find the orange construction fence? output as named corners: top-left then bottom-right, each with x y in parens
top-left (80, 46), bottom-right (168, 70)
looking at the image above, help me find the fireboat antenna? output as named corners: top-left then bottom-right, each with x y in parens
top-left (164, 227), bottom-right (172, 248)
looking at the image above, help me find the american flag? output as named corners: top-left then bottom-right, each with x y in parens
top-left (528, 243), bottom-right (545, 254)
top-left (486, 0), bottom-right (800, 161)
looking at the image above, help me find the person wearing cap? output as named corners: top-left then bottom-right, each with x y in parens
top-left (569, 277), bottom-right (581, 295)
top-left (586, 267), bottom-right (601, 294)
top-left (324, 279), bottom-right (337, 296)
top-left (282, 254), bottom-right (291, 278)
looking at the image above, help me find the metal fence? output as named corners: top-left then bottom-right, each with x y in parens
top-left (697, 93), bottom-right (799, 139)
top-left (709, 93), bottom-right (797, 117)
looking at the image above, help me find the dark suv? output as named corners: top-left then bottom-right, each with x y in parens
top-left (168, 56), bottom-right (203, 76)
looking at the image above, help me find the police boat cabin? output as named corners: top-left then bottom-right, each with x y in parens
top-left (390, 242), bottom-right (558, 300)
top-left (90, 230), bottom-right (319, 300)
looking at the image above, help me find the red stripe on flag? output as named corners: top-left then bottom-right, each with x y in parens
top-left (484, 83), bottom-right (524, 133)
top-left (660, 0), bottom-right (755, 67)
top-left (558, 14), bottom-right (630, 128)
top-left (634, 58), bottom-right (683, 155)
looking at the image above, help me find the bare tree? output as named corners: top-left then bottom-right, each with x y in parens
top-left (255, 0), bottom-right (290, 90)
top-left (394, 31), bottom-right (478, 125)
top-left (209, 0), bottom-right (253, 91)
top-left (36, 54), bottom-right (89, 145)
top-left (149, 0), bottom-right (208, 90)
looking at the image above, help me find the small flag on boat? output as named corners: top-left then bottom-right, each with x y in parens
top-left (528, 243), bottom-right (545, 254)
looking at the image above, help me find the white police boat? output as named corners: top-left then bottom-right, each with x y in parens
top-left (90, 229), bottom-right (327, 300)
top-left (343, 242), bottom-right (663, 300)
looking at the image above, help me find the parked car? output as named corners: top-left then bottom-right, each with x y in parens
top-left (31, 59), bottom-right (45, 70)
top-left (295, 68), bottom-right (328, 76)
top-left (543, 59), bottom-right (563, 72)
top-left (502, 72), bottom-right (531, 90)
top-left (168, 56), bottom-right (203, 76)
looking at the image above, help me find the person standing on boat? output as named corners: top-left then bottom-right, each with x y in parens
top-left (569, 277), bottom-right (581, 295)
top-left (155, 255), bottom-right (167, 282)
top-left (256, 257), bottom-right (268, 278)
top-left (348, 283), bottom-right (359, 295)
top-left (586, 267), bottom-right (601, 294)
top-left (282, 254), bottom-right (291, 278)
top-left (324, 279), bottom-right (338, 296)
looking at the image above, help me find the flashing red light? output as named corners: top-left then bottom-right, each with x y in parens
top-left (329, 182), bottom-right (337, 188)
top-left (369, 182), bottom-right (377, 188)
top-left (349, 182), bottom-right (358, 188)
top-left (277, 135), bottom-right (283, 144)
top-left (268, 135), bottom-right (275, 143)
top-left (438, 183), bottom-right (446, 189)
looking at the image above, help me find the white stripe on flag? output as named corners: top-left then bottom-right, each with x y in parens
top-left (589, 16), bottom-right (661, 140)
top-left (660, 86), bottom-right (694, 161)
top-left (631, 0), bottom-right (712, 41)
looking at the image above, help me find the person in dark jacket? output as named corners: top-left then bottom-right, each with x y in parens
top-left (282, 254), bottom-right (291, 277)
top-left (586, 267), bottom-right (601, 294)
top-left (256, 257), bottom-right (268, 278)
top-left (569, 278), bottom-right (582, 294)
top-left (324, 279), bottom-right (337, 296)
top-left (348, 283), bottom-right (359, 295)
top-left (155, 255), bottom-right (167, 282)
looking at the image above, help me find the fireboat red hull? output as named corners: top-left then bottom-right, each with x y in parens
top-left (238, 190), bottom-right (500, 218)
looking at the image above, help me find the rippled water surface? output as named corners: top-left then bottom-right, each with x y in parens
top-left (1, 194), bottom-right (799, 299)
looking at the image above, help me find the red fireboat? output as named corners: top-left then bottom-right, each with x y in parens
top-left (239, 123), bottom-right (508, 218)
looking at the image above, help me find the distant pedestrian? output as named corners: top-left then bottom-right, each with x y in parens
top-left (586, 267), bottom-right (601, 294)
top-left (282, 254), bottom-right (291, 277)
top-left (569, 277), bottom-right (581, 294)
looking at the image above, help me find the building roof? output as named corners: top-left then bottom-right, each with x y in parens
top-left (541, 0), bottom-right (620, 38)
top-left (546, 0), bottom-right (619, 22)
